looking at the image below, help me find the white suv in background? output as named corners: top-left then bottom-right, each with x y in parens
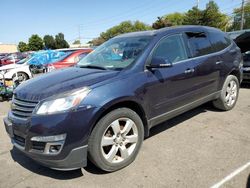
top-left (0, 58), bottom-right (33, 82)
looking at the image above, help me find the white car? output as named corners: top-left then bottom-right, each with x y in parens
top-left (0, 58), bottom-right (33, 82)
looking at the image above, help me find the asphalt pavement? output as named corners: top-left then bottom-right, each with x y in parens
top-left (0, 86), bottom-right (250, 188)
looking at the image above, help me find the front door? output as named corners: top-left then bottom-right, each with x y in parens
top-left (144, 34), bottom-right (199, 121)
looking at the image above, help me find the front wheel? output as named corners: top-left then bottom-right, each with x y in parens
top-left (213, 75), bottom-right (239, 111)
top-left (88, 108), bottom-right (144, 172)
top-left (13, 72), bottom-right (29, 83)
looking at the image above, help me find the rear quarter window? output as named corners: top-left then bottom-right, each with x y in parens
top-left (208, 30), bottom-right (231, 52)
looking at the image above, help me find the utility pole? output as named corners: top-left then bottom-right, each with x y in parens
top-left (240, 0), bottom-right (245, 30)
top-left (78, 25), bottom-right (81, 46)
top-left (197, 0), bottom-right (200, 8)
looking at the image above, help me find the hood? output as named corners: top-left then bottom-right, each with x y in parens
top-left (0, 63), bottom-right (23, 71)
top-left (14, 67), bottom-right (119, 101)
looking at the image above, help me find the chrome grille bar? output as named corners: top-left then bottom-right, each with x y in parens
top-left (11, 96), bottom-right (38, 118)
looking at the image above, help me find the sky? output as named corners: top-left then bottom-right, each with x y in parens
top-left (0, 0), bottom-right (243, 45)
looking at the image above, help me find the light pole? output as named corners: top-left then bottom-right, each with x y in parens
top-left (197, 0), bottom-right (200, 8)
top-left (240, 0), bottom-right (245, 30)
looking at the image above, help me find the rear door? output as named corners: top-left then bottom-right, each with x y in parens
top-left (208, 30), bottom-right (236, 88)
top-left (183, 30), bottom-right (221, 98)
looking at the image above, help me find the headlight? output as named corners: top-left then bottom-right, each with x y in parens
top-left (0, 70), bottom-right (8, 75)
top-left (0, 69), bottom-right (10, 74)
top-left (35, 87), bottom-right (91, 115)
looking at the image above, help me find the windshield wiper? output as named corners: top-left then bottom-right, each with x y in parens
top-left (77, 65), bottom-right (108, 70)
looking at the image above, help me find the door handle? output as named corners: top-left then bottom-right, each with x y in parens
top-left (184, 68), bottom-right (195, 74)
top-left (216, 61), bottom-right (223, 65)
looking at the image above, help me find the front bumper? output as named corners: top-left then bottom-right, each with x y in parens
top-left (3, 105), bottom-right (99, 170)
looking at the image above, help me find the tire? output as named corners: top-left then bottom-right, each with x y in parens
top-left (88, 108), bottom-right (144, 172)
top-left (13, 72), bottom-right (29, 83)
top-left (213, 75), bottom-right (239, 111)
top-left (17, 72), bottom-right (29, 83)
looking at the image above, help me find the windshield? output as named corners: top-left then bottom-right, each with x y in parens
top-left (77, 36), bottom-right (152, 70)
top-left (16, 56), bottom-right (30, 64)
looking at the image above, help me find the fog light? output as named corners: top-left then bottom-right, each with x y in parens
top-left (31, 134), bottom-right (66, 142)
top-left (49, 145), bottom-right (62, 153)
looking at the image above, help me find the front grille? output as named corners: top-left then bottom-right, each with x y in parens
top-left (14, 134), bottom-right (25, 147)
top-left (11, 96), bottom-right (38, 118)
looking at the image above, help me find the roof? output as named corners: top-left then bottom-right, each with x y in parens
top-left (114, 25), bottom-right (222, 38)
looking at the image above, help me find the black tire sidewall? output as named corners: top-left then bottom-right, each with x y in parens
top-left (88, 108), bottom-right (144, 172)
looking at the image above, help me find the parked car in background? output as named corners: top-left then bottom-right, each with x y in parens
top-left (0, 53), bottom-right (9, 60)
top-left (46, 49), bottom-right (92, 72)
top-left (0, 52), bottom-right (26, 66)
top-left (28, 50), bottom-right (68, 73)
top-left (242, 51), bottom-right (250, 82)
top-left (4, 26), bottom-right (242, 172)
top-left (0, 57), bottom-right (32, 83)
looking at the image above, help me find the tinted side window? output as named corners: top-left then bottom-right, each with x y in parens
top-left (209, 30), bottom-right (231, 52)
top-left (186, 32), bottom-right (213, 57)
top-left (152, 34), bottom-right (188, 64)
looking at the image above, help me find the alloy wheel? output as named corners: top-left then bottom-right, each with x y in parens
top-left (101, 118), bottom-right (138, 163)
top-left (225, 80), bottom-right (237, 107)
top-left (17, 73), bottom-right (28, 83)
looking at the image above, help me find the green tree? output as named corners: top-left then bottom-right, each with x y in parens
top-left (231, 2), bottom-right (250, 30)
top-left (28, 34), bottom-right (44, 51)
top-left (55, 33), bottom-right (69, 49)
top-left (90, 21), bottom-right (152, 46)
top-left (183, 7), bottom-right (203, 25)
top-left (202, 1), bottom-right (229, 30)
top-left (152, 16), bottom-right (172, 29)
top-left (89, 37), bottom-right (106, 46)
top-left (183, 1), bottom-right (228, 30)
top-left (73, 39), bottom-right (81, 44)
top-left (18, 41), bottom-right (29, 52)
top-left (43, 35), bottom-right (56, 49)
top-left (164, 12), bottom-right (185, 26)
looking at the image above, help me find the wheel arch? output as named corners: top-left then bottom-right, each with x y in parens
top-left (91, 99), bottom-right (149, 138)
top-left (228, 69), bottom-right (241, 83)
top-left (12, 71), bottom-right (30, 79)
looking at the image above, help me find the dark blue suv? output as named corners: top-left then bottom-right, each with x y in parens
top-left (4, 26), bottom-right (243, 172)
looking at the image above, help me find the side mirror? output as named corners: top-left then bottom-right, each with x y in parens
top-left (146, 56), bottom-right (172, 69)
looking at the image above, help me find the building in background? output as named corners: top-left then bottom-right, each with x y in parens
top-left (70, 43), bottom-right (90, 48)
top-left (0, 44), bottom-right (18, 53)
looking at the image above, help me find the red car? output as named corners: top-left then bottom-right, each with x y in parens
top-left (0, 53), bottom-right (26, 66)
top-left (46, 49), bottom-right (92, 72)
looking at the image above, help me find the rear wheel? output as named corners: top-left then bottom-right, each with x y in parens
top-left (213, 75), bottom-right (239, 111)
top-left (88, 108), bottom-right (144, 172)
